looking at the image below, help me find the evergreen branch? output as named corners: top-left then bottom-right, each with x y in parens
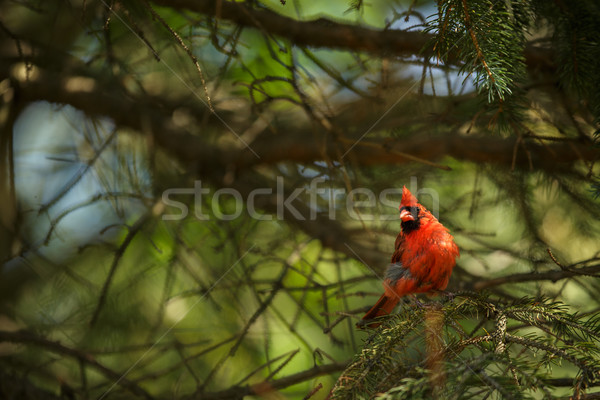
top-left (146, 0), bottom-right (553, 73)
top-left (341, 294), bottom-right (600, 398)
top-left (460, 0), bottom-right (495, 87)
top-left (476, 369), bottom-right (516, 399)
top-left (329, 309), bottom-right (427, 398)
top-left (505, 306), bottom-right (600, 343)
top-left (450, 334), bottom-right (493, 354)
top-left (429, 0), bottom-right (530, 103)
top-left (505, 333), bottom-right (598, 384)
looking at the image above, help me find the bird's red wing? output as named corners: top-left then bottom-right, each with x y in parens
top-left (359, 234), bottom-right (407, 328)
top-left (392, 233), bottom-right (404, 263)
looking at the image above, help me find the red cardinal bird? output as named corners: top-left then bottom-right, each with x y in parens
top-left (360, 186), bottom-right (459, 327)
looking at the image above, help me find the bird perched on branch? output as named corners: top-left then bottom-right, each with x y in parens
top-left (360, 186), bottom-right (459, 328)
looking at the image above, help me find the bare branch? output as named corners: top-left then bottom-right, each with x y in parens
top-left (192, 362), bottom-right (347, 400)
top-left (473, 262), bottom-right (600, 290)
top-left (5, 60), bottom-right (595, 174)
top-left (152, 0), bottom-right (428, 58)
top-left (0, 330), bottom-right (154, 399)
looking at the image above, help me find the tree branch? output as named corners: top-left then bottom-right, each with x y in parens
top-left (0, 330), bottom-right (154, 399)
top-left (152, 0), bottom-right (428, 58)
top-left (5, 60), bottom-right (595, 174)
top-left (0, 371), bottom-right (64, 400)
top-left (473, 263), bottom-right (600, 290)
top-left (151, 0), bottom-right (554, 72)
top-left (192, 362), bottom-right (347, 400)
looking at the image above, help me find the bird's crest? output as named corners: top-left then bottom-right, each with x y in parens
top-left (401, 186), bottom-right (419, 208)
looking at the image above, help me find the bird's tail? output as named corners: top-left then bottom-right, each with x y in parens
top-left (359, 294), bottom-right (400, 328)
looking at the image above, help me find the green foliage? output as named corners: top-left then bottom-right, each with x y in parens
top-left (427, 0), bottom-right (600, 143)
top-left (427, 0), bottom-right (530, 103)
top-left (330, 294), bottom-right (600, 399)
top-left (531, 0), bottom-right (600, 124)
top-left (592, 182), bottom-right (600, 200)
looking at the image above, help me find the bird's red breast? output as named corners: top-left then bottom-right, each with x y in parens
top-left (360, 186), bottom-right (459, 327)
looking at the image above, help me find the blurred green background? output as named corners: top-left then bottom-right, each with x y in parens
top-left (0, 0), bottom-right (599, 398)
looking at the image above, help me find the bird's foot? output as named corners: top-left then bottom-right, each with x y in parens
top-left (409, 295), bottom-right (427, 307)
top-left (436, 290), bottom-right (456, 303)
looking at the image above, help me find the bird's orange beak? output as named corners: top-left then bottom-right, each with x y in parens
top-left (400, 209), bottom-right (414, 222)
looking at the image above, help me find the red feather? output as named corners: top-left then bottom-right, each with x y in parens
top-left (360, 186), bottom-right (459, 328)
